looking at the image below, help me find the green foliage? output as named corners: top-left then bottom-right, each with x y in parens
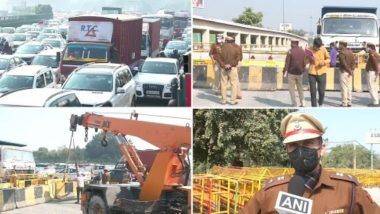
top-left (323, 144), bottom-right (379, 169)
top-left (287, 29), bottom-right (307, 37)
top-left (35, 5), bottom-right (53, 15)
top-left (193, 109), bottom-right (294, 173)
top-left (33, 133), bottom-right (121, 165)
top-left (233, 7), bottom-right (263, 27)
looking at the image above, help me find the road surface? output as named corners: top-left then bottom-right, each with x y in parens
top-left (4, 200), bottom-right (81, 214)
top-left (193, 88), bottom-right (378, 108)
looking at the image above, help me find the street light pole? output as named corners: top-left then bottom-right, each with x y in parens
top-left (282, 0), bottom-right (285, 25)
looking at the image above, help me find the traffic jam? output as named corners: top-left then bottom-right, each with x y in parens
top-left (0, 7), bottom-right (191, 107)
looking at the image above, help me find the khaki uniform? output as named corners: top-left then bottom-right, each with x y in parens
top-left (209, 43), bottom-right (222, 91)
top-left (284, 47), bottom-right (307, 107)
top-left (217, 42), bottom-right (242, 103)
top-left (338, 48), bottom-right (355, 106)
top-left (240, 169), bottom-right (379, 214)
top-left (366, 52), bottom-right (380, 105)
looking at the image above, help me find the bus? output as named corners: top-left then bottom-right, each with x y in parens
top-left (173, 11), bottom-right (190, 38)
top-left (142, 14), bottom-right (174, 47)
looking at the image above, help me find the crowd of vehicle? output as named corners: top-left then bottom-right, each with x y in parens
top-left (0, 9), bottom-right (191, 107)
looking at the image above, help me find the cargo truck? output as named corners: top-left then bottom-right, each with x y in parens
top-left (59, 14), bottom-right (142, 77)
top-left (317, 6), bottom-right (379, 52)
top-left (141, 18), bottom-right (160, 58)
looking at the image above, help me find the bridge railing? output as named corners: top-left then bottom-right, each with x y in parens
top-left (193, 42), bottom-right (289, 53)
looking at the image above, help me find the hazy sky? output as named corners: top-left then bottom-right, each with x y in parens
top-left (0, 108), bottom-right (192, 151)
top-left (194, 0), bottom-right (380, 33)
top-left (0, 0), bottom-right (190, 13)
top-left (298, 108), bottom-right (380, 154)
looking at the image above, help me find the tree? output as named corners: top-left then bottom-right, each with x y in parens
top-left (233, 7), bottom-right (263, 27)
top-left (287, 29), bottom-right (307, 37)
top-left (193, 109), bottom-right (294, 173)
top-left (322, 144), bottom-right (379, 169)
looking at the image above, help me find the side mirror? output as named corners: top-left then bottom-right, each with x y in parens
top-left (317, 24), bottom-right (321, 35)
top-left (131, 67), bottom-right (139, 76)
top-left (116, 87), bottom-right (126, 94)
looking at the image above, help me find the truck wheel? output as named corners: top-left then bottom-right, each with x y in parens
top-left (88, 195), bottom-right (107, 214)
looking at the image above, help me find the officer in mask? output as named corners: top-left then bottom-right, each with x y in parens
top-left (240, 113), bottom-right (379, 214)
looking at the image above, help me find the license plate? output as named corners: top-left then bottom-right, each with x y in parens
top-left (146, 90), bottom-right (160, 96)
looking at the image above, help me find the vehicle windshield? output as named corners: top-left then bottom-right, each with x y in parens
top-left (161, 18), bottom-right (173, 28)
top-left (13, 34), bottom-right (26, 41)
top-left (3, 149), bottom-right (34, 162)
top-left (63, 73), bottom-right (113, 92)
top-left (63, 43), bottom-right (109, 62)
top-left (37, 34), bottom-right (51, 41)
top-left (43, 40), bottom-right (61, 48)
top-left (166, 42), bottom-right (186, 50)
top-left (141, 61), bottom-right (176, 74)
top-left (323, 18), bottom-right (378, 36)
top-left (174, 20), bottom-right (188, 28)
top-left (43, 29), bottom-right (57, 33)
top-left (0, 75), bottom-right (34, 92)
top-left (15, 44), bottom-right (43, 54)
top-left (32, 55), bottom-right (58, 68)
top-left (0, 59), bottom-right (9, 70)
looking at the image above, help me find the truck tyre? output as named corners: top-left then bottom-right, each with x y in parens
top-left (88, 195), bottom-right (107, 214)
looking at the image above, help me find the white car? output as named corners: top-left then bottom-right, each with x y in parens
top-left (31, 49), bottom-right (61, 81)
top-left (62, 63), bottom-right (136, 107)
top-left (0, 88), bottom-right (81, 107)
top-left (41, 38), bottom-right (66, 51)
top-left (134, 58), bottom-right (180, 100)
top-left (0, 65), bottom-right (56, 96)
top-left (12, 33), bottom-right (32, 50)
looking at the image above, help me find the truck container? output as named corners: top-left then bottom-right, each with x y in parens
top-left (60, 14), bottom-right (142, 77)
top-left (142, 18), bottom-right (160, 58)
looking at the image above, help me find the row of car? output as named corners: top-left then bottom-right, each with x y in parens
top-left (0, 56), bottom-right (182, 107)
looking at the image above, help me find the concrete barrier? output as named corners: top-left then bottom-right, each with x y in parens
top-left (0, 180), bottom-right (77, 211)
top-left (0, 188), bottom-right (16, 212)
top-left (193, 59), bottom-right (380, 92)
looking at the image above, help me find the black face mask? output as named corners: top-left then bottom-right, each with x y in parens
top-left (288, 146), bottom-right (319, 175)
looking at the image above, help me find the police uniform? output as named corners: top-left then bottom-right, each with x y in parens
top-left (209, 42), bottom-right (223, 92)
top-left (217, 36), bottom-right (242, 104)
top-left (240, 113), bottom-right (379, 214)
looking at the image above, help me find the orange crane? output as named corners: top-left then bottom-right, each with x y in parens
top-left (69, 112), bottom-right (191, 213)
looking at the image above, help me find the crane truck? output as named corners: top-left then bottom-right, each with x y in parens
top-left (69, 112), bottom-right (191, 213)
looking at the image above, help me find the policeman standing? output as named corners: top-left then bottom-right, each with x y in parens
top-left (338, 41), bottom-right (355, 107)
top-left (283, 40), bottom-right (307, 107)
top-left (240, 113), bottom-right (379, 214)
top-left (209, 34), bottom-right (223, 94)
top-left (216, 36), bottom-right (242, 105)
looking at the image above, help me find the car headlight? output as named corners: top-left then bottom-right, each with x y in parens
top-left (136, 82), bottom-right (142, 87)
top-left (165, 83), bottom-right (172, 89)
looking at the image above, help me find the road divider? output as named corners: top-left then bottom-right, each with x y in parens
top-left (0, 179), bottom-right (77, 212)
top-left (193, 59), bottom-right (378, 92)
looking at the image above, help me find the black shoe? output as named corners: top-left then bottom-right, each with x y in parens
top-left (348, 104), bottom-right (352, 107)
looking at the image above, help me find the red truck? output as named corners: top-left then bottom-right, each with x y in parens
top-left (59, 14), bottom-right (142, 77)
top-left (141, 18), bottom-right (160, 58)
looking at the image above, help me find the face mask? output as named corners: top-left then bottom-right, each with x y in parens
top-left (288, 146), bottom-right (319, 174)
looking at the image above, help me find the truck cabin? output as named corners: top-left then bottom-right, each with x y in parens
top-left (60, 42), bottom-right (113, 76)
top-left (318, 7), bottom-right (379, 52)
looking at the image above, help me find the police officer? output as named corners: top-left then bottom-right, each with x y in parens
top-left (216, 36), bottom-right (242, 105)
top-left (209, 34), bottom-right (224, 94)
top-left (240, 113), bottom-right (379, 214)
top-left (338, 41), bottom-right (355, 107)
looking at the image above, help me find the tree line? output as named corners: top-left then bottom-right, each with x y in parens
top-left (33, 133), bottom-right (121, 164)
top-left (193, 109), bottom-right (380, 173)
